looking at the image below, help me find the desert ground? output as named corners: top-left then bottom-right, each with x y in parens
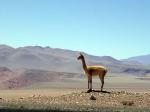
top-left (0, 74), bottom-right (150, 111)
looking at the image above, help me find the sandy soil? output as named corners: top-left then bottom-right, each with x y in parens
top-left (0, 75), bottom-right (150, 99)
top-left (23, 75), bottom-right (150, 93)
top-left (0, 89), bottom-right (78, 99)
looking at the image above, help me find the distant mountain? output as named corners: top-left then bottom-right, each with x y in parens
top-left (0, 44), bottom-right (150, 76)
top-left (0, 45), bottom-right (122, 73)
top-left (124, 54), bottom-right (150, 65)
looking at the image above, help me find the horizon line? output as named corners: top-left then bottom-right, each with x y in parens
top-left (0, 44), bottom-right (149, 60)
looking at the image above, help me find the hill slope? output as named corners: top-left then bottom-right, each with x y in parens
top-left (0, 45), bottom-right (149, 75)
top-left (124, 54), bottom-right (150, 65)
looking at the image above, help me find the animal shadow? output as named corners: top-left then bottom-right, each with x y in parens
top-left (85, 89), bottom-right (111, 94)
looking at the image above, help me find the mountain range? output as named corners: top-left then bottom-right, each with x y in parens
top-left (0, 44), bottom-right (150, 89)
top-left (124, 54), bottom-right (150, 65)
top-left (0, 44), bottom-right (150, 74)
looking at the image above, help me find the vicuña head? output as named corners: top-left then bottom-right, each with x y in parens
top-left (77, 53), bottom-right (107, 93)
top-left (77, 53), bottom-right (84, 60)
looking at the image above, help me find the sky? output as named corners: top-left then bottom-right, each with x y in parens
top-left (0, 0), bottom-right (150, 59)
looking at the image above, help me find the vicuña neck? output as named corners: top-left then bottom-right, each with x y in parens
top-left (81, 57), bottom-right (88, 72)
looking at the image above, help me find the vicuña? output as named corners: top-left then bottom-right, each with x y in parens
top-left (77, 53), bottom-right (107, 92)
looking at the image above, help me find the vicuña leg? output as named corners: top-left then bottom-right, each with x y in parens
top-left (88, 75), bottom-right (90, 89)
top-left (99, 75), bottom-right (104, 92)
top-left (89, 75), bottom-right (92, 90)
top-left (87, 75), bottom-right (92, 93)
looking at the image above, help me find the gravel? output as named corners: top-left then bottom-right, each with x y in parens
top-left (0, 90), bottom-right (150, 111)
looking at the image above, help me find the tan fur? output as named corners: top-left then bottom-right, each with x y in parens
top-left (87, 66), bottom-right (107, 76)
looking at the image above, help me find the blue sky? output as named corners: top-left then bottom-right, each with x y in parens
top-left (0, 0), bottom-right (150, 59)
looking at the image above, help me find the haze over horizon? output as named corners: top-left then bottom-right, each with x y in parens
top-left (0, 0), bottom-right (150, 59)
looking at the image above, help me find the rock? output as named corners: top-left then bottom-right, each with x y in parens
top-left (90, 95), bottom-right (96, 100)
top-left (76, 102), bottom-right (79, 104)
top-left (121, 100), bottom-right (134, 106)
top-left (31, 95), bottom-right (36, 97)
top-left (20, 97), bottom-right (25, 100)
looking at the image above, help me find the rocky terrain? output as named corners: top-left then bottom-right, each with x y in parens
top-left (0, 90), bottom-right (150, 111)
